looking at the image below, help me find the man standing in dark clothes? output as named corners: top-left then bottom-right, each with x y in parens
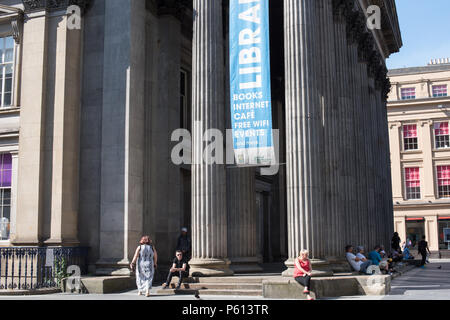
top-left (391, 232), bottom-right (401, 252)
top-left (162, 251), bottom-right (189, 290)
top-left (418, 236), bottom-right (431, 268)
top-left (176, 227), bottom-right (192, 260)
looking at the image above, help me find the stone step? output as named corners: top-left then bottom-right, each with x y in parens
top-left (168, 283), bottom-right (263, 290)
top-left (186, 276), bottom-right (265, 284)
top-left (156, 288), bottom-right (263, 297)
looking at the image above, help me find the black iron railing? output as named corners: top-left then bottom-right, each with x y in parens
top-left (0, 247), bottom-right (88, 291)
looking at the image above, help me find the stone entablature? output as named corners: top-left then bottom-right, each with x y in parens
top-left (333, 0), bottom-right (393, 100)
top-left (21, 0), bottom-right (90, 13)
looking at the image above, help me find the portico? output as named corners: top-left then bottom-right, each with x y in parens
top-left (1, 0), bottom-right (402, 278)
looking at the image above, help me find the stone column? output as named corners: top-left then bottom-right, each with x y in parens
top-left (322, 1), bottom-right (341, 260)
top-left (190, 0), bottom-right (232, 277)
top-left (13, 11), bottom-right (48, 246)
top-left (283, 0), bottom-right (328, 276)
top-left (394, 216), bottom-right (406, 244)
top-left (425, 216), bottom-right (439, 253)
top-left (389, 122), bottom-right (403, 202)
top-left (420, 121), bottom-right (436, 200)
top-left (333, 5), bottom-right (349, 257)
top-left (45, 11), bottom-right (83, 247)
top-left (375, 72), bottom-right (394, 248)
top-left (227, 168), bottom-right (262, 273)
top-left (147, 14), bottom-right (183, 263)
top-left (347, 41), bottom-right (362, 248)
top-left (96, 0), bottom-right (146, 275)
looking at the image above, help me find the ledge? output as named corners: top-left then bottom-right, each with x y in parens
top-left (262, 274), bottom-right (391, 299)
top-left (0, 288), bottom-right (60, 296)
top-left (61, 276), bottom-right (136, 294)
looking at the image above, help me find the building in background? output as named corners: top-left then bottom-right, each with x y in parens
top-left (388, 59), bottom-right (450, 258)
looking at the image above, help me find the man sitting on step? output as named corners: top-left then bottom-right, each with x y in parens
top-left (345, 245), bottom-right (372, 274)
top-left (162, 250), bottom-right (189, 290)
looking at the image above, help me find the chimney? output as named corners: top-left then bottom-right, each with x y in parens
top-left (428, 58), bottom-right (450, 65)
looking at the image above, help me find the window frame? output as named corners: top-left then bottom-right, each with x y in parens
top-left (402, 124), bottom-right (419, 151)
top-left (0, 36), bottom-right (16, 108)
top-left (401, 87), bottom-right (416, 100)
top-left (0, 153), bottom-right (12, 241)
top-left (434, 121), bottom-right (450, 150)
top-left (432, 84), bottom-right (448, 98)
top-left (404, 167), bottom-right (421, 200)
top-left (436, 165), bottom-right (450, 199)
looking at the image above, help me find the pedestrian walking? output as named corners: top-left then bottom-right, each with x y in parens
top-left (130, 236), bottom-right (158, 297)
top-left (418, 236), bottom-right (431, 268)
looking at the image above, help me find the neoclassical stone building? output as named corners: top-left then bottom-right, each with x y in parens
top-left (0, 0), bottom-right (402, 276)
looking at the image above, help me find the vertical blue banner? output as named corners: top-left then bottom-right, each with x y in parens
top-left (230, 0), bottom-right (274, 165)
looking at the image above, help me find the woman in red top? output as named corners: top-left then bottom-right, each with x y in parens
top-left (294, 250), bottom-right (314, 300)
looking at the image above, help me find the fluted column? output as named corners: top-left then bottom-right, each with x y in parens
top-left (333, 5), bottom-right (349, 256)
top-left (317, 0), bottom-right (341, 260)
top-left (190, 0), bottom-right (232, 277)
top-left (283, 0), bottom-right (327, 276)
top-left (227, 168), bottom-right (262, 273)
top-left (334, 9), bottom-right (352, 249)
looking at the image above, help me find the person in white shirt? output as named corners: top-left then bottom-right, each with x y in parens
top-left (346, 245), bottom-right (372, 274)
top-left (356, 246), bottom-right (369, 262)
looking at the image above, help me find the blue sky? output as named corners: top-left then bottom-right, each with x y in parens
top-left (386, 0), bottom-right (450, 69)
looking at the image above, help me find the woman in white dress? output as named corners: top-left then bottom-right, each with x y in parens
top-left (130, 236), bottom-right (158, 297)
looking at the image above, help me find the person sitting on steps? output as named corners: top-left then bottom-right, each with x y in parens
top-left (346, 245), bottom-right (373, 274)
top-left (293, 249), bottom-right (314, 301)
top-left (162, 250), bottom-right (189, 290)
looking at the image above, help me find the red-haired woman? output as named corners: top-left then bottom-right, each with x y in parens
top-left (130, 236), bottom-right (158, 297)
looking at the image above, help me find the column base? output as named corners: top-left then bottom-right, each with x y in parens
top-left (44, 238), bottom-right (80, 247)
top-left (10, 237), bottom-right (43, 246)
top-left (326, 257), bottom-right (353, 273)
top-left (96, 259), bottom-right (132, 276)
top-left (282, 258), bottom-right (334, 277)
top-left (229, 257), bottom-right (263, 274)
top-left (189, 258), bottom-right (234, 277)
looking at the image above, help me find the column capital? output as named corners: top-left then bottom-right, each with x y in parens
top-left (420, 120), bottom-right (433, 127)
top-left (389, 121), bottom-right (402, 129)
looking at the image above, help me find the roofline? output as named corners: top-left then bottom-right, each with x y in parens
top-left (389, 64), bottom-right (450, 76)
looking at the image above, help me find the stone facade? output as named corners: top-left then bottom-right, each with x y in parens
top-left (388, 62), bottom-right (450, 258)
top-left (0, 0), bottom-right (401, 276)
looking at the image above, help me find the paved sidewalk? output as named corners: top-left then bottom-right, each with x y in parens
top-left (1, 261), bottom-right (450, 300)
top-left (328, 260), bottom-right (450, 300)
top-left (0, 284), bottom-right (266, 300)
